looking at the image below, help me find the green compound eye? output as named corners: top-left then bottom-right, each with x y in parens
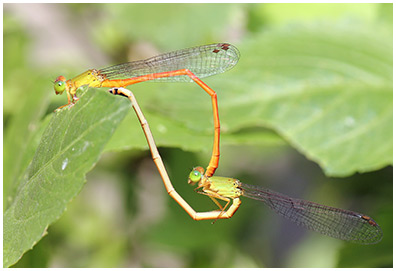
top-left (188, 168), bottom-right (203, 184)
top-left (54, 76), bottom-right (66, 94)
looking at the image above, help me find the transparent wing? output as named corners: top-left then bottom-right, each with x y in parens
top-left (240, 182), bottom-right (382, 244)
top-left (99, 43), bottom-right (240, 82)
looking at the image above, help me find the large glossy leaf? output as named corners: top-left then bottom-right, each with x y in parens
top-left (237, 24), bottom-right (392, 176)
top-left (3, 90), bottom-right (130, 267)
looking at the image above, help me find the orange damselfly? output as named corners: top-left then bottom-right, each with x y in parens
top-left (54, 43), bottom-right (240, 178)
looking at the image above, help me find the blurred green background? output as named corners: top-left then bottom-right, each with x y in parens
top-left (3, 3), bottom-right (392, 268)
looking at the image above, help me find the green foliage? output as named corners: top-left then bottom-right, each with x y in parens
top-left (4, 91), bottom-right (130, 267)
top-left (4, 3), bottom-right (392, 268)
top-left (240, 24), bottom-right (392, 176)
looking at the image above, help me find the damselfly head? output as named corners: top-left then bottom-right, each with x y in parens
top-left (188, 166), bottom-right (205, 185)
top-left (54, 75), bottom-right (66, 95)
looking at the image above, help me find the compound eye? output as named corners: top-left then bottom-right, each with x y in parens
top-left (188, 168), bottom-right (203, 183)
top-left (54, 76), bottom-right (66, 94)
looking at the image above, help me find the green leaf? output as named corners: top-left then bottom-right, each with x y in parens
top-left (4, 76), bottom-right (51, 210)
top-left (3, 90), bottom-right (130, 267)
top-left (148, 22), bottom-right (392, 177)
top-left (237, 24), bottom-right (392, 176)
